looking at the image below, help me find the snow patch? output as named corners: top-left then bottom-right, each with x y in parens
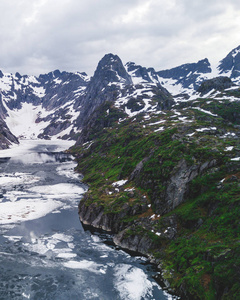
top-left (231, 157), bottom-right (240, 161)
top-left (196, 127), bottom-right (217, 132)
top-left (194, 107), bottom-right (218, 116)
top-left (5, 103), bottom-right (51, 139)
top-left (225, 146), bottom-right (234, 151)
top-left (112, 180), bottom-right (128, 187)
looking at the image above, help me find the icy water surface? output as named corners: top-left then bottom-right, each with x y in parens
top-left (0, 140), bottom-right (174, 300)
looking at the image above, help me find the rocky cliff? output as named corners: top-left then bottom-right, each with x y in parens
top-left (0, 117), bottom-right (18, 149)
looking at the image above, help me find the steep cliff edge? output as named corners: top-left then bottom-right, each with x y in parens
top-left (0, 117), bottom-right (18, 149)
top-left (71, 95), bottom-right (240, 299)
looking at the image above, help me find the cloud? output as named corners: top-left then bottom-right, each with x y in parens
top-left (0, 0), bottom-right (240, 76)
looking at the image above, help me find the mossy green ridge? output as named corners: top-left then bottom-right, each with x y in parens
top-left (70, 97), bottom-right (240, 300)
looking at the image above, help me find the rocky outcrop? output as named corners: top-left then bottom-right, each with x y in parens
top-left (0, 117), bottom-right (18, 149)
top-left (129, 157), bottom-right (218, 215)
top-left (79, 191), bottom-right (149, 233)
top-left (197, 76), bottom-right (234, 96)
top-left (75, 54), bottom-right (133, 129)
top-left (79, 202), bottom-right (126, 233)
top-left (161, 159), bottom-right (217, 213)
top-left (113, 228), bottom-right (156, 255)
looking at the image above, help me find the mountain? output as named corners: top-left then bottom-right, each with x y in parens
top-left (1, 45), bottom-right (240, 147)
top-left (69, 48), bottom-right (240, 299)
top-left (0, 53), bottom-right (174, 146)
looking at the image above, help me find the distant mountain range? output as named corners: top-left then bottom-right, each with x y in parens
top-left (0, 44), bottom-right (240, 148)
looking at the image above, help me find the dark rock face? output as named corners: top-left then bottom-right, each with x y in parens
top-left (78, 191), bottom-right (148, 234)
top-left (0, 117), bottom-right (18, 149)
top-left (197, 76), bottom-right (234, 96)
top-left (78, 201), bottom-right (125, 233)
top-left (39, 70), bottom-right (88, 111)
top-left (113, 229), bottom-right (156, 255)
top-left (75, 54), bottom-right (133, 128)
top-left (218, 45), bottom-right (240, 78)
top-left (159, 159), bottom-right (217, 214)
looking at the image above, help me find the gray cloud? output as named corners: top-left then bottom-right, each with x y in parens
top-left (0, 0), bottom-right (240, 76)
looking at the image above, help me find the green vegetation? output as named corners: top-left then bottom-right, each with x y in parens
top-left (71, 101), bottom-right (240, 299)
top-left (161, 176), bottom-right (240, 299)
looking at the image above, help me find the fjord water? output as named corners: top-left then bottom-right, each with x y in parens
top-left (0, 140), bottom-right (173, 300)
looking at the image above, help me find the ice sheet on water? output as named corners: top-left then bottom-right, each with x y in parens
top-left (56, 162), bottom-right (81, 180)
top-left (0, 197), bottom-right (62, 225)
top-left (114, 264), bottom-right (159, 300)
top-left (63, 259), bottom-right (107, 274)
top-left (57, 252), bottom-right (77, 259)
top-left (0, 172), bottom-right (40, 187)
top-left (21, 231), bottom-right (76, 257)
top-left (11, 153), bottom-right (56, 164)
top-left (0, 139), bottom-right (74, 158)
top-left (28, 183), bottom-right (85, 198)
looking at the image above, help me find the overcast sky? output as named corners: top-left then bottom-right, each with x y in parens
top-left (1, 0), bottom-right (240, 76)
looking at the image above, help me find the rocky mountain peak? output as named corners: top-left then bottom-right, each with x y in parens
top-left (93, 53), bottom-right (132, 85)
top-left (218, 45), bottom-right (240, 79)
top-left (125, 62), bottom-right (158, 83)
top-left (157, 58), bottom-right (211, 80)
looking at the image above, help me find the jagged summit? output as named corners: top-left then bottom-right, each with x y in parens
top-left (125, 62), bottom-right (158, 84)
top-left (218, 45), bottom-right (240, 79)
top-left (92, 53), bottom-right (132, 85)
top-left (158, 58), bottom-right (211, 79)
top-left (157, 58), bottom-right (212, 94)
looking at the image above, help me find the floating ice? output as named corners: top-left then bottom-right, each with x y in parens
top-left (0, 172), bottom-right (39, 187)
top-left (57, 253), bottom-right (77, 259)
top-left (114, 264), bottom-right (155, 300)
top-left (0, 197), bottom-right (62, 225)
top-left (28, 183), bottom-right (85, 198)
top-left (63, 260), bottom-right (106, 274)
top-left (56, 162), bottom-right (80, 180)
top-left (0, 140), bottom-right (74, 158)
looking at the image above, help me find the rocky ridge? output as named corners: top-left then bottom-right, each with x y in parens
top-left (1, 45), bottom-right (240, 148)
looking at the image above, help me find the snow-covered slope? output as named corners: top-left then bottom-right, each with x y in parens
top-left (0, 70), bottom-right (90, 141)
